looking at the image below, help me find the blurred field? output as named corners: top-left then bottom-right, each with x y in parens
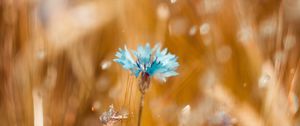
top-left (0, 0), bottom-right (300, 126)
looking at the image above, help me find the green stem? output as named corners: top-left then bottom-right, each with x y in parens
top-left (137, 73), bottom-right (150, 126)
top-left (137, 93), bottom-right (145, 126)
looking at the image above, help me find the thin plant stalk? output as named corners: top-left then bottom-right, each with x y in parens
top-left (137, 73), bottom-right (150, 126)
top-left (137, 93), bottom-right (145, 126)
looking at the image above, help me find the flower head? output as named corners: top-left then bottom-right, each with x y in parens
top-left (114, 43), bottom-right (179, 82)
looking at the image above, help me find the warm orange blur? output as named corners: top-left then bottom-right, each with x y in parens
top-left (0, 0), bottom-right (300, 126)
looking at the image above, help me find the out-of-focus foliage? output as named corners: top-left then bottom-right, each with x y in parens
top-left (0, 0), bottom-right (299, 126)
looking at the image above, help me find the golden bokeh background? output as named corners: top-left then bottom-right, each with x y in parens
top-left (0, 0), bottom-right (300, 126)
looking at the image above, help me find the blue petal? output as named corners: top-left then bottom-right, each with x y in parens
top-left (114, 46), bottom-right (141, 77)
top-left (146, 46), bottom-right (179, 81)
top-left (114, 43), bottom-right (179, 81)
top-left (133, 43), bottom-right (152, 65)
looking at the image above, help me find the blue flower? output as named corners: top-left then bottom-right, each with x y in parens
top-left (114, 43), bottom-right (179, 82)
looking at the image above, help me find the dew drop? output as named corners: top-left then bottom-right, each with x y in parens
top-left (199, 23), bottom-right (210, 35)
top-left (258, 74), bottom-right (270, 88)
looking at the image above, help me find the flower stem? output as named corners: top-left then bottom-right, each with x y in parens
top-left (137, 72), bottom-right (150, 126)
top-left (137, 93), bottom-right (145, 126)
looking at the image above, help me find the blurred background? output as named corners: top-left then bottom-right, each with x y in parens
top-left (0, 0), bottom-right (300, 125)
